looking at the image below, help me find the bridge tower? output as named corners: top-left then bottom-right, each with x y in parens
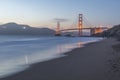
top-left (55, 21), bottom-right (61, 36)
top-left (78, 14), bottom-right (83, 36)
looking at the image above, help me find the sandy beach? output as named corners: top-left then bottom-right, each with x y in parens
top-left (0, 38), bottom-right (120, 80)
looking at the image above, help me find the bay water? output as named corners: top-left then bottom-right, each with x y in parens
top-left (0, 36), bottom-right (102, 78)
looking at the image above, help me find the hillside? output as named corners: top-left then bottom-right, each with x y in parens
top-left (0, 23), bottom-right (55, 36)
top-left (93, 25), bottom-right (120, 37)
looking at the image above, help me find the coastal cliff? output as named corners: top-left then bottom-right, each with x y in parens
top-left (93, 25), bottom-right (120, 38)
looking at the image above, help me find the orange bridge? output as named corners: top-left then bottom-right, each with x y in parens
top-left (55, 14), bottom-right (109, 36)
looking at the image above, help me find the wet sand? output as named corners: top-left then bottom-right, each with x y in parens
top-left (0, 38), bottom-right (120, 80)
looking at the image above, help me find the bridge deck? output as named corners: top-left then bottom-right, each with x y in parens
top-left (60, 27), bottom-right (108, 31)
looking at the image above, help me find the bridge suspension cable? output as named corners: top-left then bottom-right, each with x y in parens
top-left (83, 15), bottom-right (93, 28)
top-left (55, 14), bottom-right (108, 36)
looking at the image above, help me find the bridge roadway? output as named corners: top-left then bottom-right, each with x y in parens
top-left (60, 27), bottom-right (108, 31)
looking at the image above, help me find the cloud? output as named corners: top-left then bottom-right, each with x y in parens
top-left (54, 18), bottom-right (68, 22)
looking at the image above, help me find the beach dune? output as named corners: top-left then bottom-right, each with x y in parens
top-left (0, 38), bottom-right (119, 80)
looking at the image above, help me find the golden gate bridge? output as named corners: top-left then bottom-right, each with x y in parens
top-left (55, 14), bottom-right (109, 36)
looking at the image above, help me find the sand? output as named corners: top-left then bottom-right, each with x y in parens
top-left (0, 38), bottom-right (120, 80)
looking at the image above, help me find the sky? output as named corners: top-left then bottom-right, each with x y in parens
top-left (0, 0), bottom-right (120, 29)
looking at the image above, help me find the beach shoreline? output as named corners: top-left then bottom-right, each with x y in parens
top-left (0, 38), bottom-right (120, 80)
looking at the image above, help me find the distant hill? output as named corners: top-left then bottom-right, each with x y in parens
top-left (93, 25), bottom-right (120, 37)
top-left (0, 22), bottom-right (55, 36)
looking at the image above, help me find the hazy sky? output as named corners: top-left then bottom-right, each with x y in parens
top-left (0, 0), bottom-right (120, 29)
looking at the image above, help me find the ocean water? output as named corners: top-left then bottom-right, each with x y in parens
top-left (0, 35), bottom-right (102, 78)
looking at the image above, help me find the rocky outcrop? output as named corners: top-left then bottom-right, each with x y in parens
top-left (93, 25), bottom-right (120, 38)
